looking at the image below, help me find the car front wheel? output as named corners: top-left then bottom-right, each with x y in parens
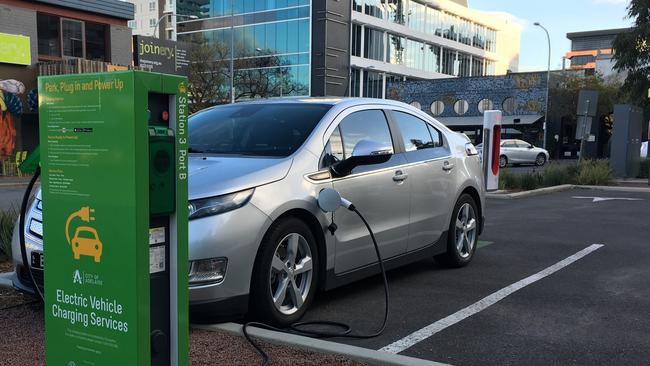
top-left (435, 194), bottom-right (479, 267)
top-left (250, 217), bottom-right (318, 327)
top-left (535, 153), bottom-right (547, 166)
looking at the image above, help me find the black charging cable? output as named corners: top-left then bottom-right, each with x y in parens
top-left (243, 204), bottom-right (389, 366)
top-left (18, 166), bottom-right (44, 302)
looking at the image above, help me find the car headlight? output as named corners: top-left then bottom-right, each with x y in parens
top-left (189, 258), bottom-right (227, 285)
top-left (188, 188), bottom-right (254, 220)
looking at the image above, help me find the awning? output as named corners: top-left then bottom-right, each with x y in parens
top-left (435, 114), bottom-right (543, 127)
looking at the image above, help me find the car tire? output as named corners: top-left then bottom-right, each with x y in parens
top-left (535, 153), bottom-right (547, 166)
top-left (250, 217), bottom-right (319, 327)
top-left (435, 194), bottom-right (479, 268)
top-left (499, 155), bottom-right (507, 168)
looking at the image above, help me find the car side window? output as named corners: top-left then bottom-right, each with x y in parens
top-left (502, 141), bottom-right (516, 148)
top-left (427, 124), bottom-right (444, 148)
top-left (393, 111), bottom-right (434, 152)
top-left (321, 110), bottom-right (394, 169)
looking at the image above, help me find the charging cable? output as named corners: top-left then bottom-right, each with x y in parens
top-left (18, 166), bottom-right (44, 302)
top-left (243, 200), bottom-right (389, 366)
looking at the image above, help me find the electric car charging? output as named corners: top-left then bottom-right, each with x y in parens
top-left (10, 91), bottom-right (486, 365)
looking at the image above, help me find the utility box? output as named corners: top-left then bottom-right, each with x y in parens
top-left (610, 104), bottom-right (642, 178)
top-left (38, 71), bottom-right (189, 366)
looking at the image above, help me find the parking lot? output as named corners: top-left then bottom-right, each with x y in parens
top-left (247, 188), bottom-right (650, 365)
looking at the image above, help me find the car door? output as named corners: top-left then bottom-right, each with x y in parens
top-left (389, 110), bottom-right (456, 252)
top-left (321, 108), bottom-right (410, 274)
top-left (516, 140), bottom-right (535, 163)
top-left (501, 140), bottom-right (518, 162)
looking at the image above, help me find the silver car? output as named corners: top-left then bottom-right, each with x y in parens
top-left (496, 139), bottom-right (549, 168)
top-left (12, 98), bottom-right (485, 326)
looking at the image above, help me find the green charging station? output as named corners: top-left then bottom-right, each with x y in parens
top-left (38, 71), bottom-right (189, 366)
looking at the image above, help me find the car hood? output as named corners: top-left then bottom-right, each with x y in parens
top-left (188, 155), bottom-right (293, 200)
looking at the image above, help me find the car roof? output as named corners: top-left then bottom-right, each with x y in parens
top-left (190, 97), bottom-right (416, 116)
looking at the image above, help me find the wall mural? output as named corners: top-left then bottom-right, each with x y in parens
top-left (0, 79), bottom-right (25, 159)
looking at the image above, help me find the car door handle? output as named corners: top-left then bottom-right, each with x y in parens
top-left (442, 162), bottom-right (455, 171)
top-left (393, 170), bottom-right (408, 182)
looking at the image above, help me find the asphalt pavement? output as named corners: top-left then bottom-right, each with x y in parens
top-left (284, 188), bottom-right (650, 365)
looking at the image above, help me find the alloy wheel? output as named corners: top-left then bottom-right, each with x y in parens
top-left (499, 156), bottom-right (507, 168)
top-left (269, 233), bottom-right (313, 315)
top-left (455, 203), bottom-right (477, 259)
top-left (536, 154), bottom-right (546, 166)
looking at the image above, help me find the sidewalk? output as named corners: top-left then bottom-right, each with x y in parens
top-left (614, 178), bottom-right (649, 188)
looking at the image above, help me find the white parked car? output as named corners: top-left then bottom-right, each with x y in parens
top-left (476, 139), bottom-right (549, 168)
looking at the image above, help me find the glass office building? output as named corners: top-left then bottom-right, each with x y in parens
top-left (176, 0), bottom-right (519, 100)
top-left (177, 0), bottom-right (311, 99)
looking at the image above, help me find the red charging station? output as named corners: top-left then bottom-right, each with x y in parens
top-left (482, 110), bottom-right (502, 191)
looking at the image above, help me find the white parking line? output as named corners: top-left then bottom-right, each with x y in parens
top-left (380, 244), bottom-right (604, 354)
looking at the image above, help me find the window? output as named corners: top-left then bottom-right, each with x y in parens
top-left (150, 18), bottom-right (157, 27)
top-left (149, 1), bottom-right (156, 11)
top-left (502, 141), bottom-right (517, 148)
top-left (409, 101), bottom-right (421, 110)
top-left (321, 126), bottom-right (345, 168)
top-left (62, 19), bottom-right (84, 58)
top-left (85, 23), bottom-right (107, 61)
top-left (503, 97), bottom-right (516, 115)
top-left (37, 14), bottom-right (60, 57)
top-left (427, 124), bottom-right (443, 147)
top-left (362, 70), bottom-right (383, 98)
top-left (478, 99), bottom-right (493, 114)
top-left (454, 99), bottom-right (469, 115)
top-left (363, 27), bottom-right (384, 61)
top-left (338, 110), bottom-right (393, 159)
top-left (351, 24), bottom-right (362, 57)
top-left (393, 111), bottom-right (434, 152)
top-left (430, 101), bottom-right (444, 116)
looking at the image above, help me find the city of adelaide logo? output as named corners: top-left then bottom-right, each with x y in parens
top-left (65, 207), bottom-right (103, 263)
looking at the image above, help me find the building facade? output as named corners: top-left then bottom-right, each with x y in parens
top-left (565, 28), bottom-right (629, 78)
top-left (0, 0), bottom-right (134, 174)
top-left (175, 0), bottom-right (521, 99)
top-left (386, 72), bottom-right (546, 145)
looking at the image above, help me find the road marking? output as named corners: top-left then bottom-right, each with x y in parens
top-left (572, 196), bottom-right (643, 203)
top-left (380, 244), bottom-right (604, 354)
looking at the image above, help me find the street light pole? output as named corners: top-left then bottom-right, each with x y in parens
top-left (534, 22), bottom-right (551, 151)
top-left (152, 13), bottom-right (198, 39)
top-left (230, 3), bottom-right (235, 103)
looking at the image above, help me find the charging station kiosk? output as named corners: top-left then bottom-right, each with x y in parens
top-left (482, 110), bottom-right (502, 191)
top-left (38, 71), bottom-right (189, 366)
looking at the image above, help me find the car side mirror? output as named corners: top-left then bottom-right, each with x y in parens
top-left (330, 139), bottom-right (392, 177)
top-left (528, 144), bottom-right (534, 149)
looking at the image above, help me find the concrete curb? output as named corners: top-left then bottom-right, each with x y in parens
top-left (0, 182), bottom-right (28, 188)
top-left (486, 184), bottom-right (573, 199)
top-left (487, 184), bottom-right (650, 199)
top-left (194, 322), bottom-right (449, 366)
top-left (576, 185), bottom-right (650, 193)
top-left (0, 272), bottom-right (15, 289)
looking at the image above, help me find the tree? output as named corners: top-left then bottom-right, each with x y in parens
top-left (233, 49), bottom-right (307, 100)
top-left (612, 0), bottom-right (650, 110)
top-left (187, 36), bottom-right (230, 113)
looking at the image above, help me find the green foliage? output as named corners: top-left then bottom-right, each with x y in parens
top-left (612, 0), bottom-right (650, 112)
top-left (519, 172), bottom-right (542, 191)
top-left (0, 206), bottom-right (18, 261)
top-left (542, 161), bottom-right (574, 186)
top-left (498, 160), bottom-right (613, 191)
top-left (575, 160), bottom-right (613, 186)
top-left (499, 169), bottom-right (519, 190)
top-left (638, 159), bottom-right (649, 179)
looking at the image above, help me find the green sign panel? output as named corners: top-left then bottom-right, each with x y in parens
top-left (0, 32), bottom-right (31, 65)
top-left (39, 71), bottom-right (188, 365)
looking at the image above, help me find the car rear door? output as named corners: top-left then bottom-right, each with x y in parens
top-left (320, 108), bottom-right (410, 274)
top-left (389, 110), bottom-right (456, 252)
top-left (501, 140), bottom-right (518, 162)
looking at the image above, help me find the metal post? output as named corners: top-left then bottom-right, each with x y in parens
top-left (579, 100), bottom-right (590, 163)
top-left (534, 22), bottom-right (551, 151)
top-left (230, 3), bottom-right (235, 104)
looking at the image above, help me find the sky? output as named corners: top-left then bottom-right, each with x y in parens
top-left (469, 0), bottom-right (633, 72)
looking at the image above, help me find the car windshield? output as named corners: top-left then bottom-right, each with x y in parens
top-left (188, 103), bottom-right (332, 157)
